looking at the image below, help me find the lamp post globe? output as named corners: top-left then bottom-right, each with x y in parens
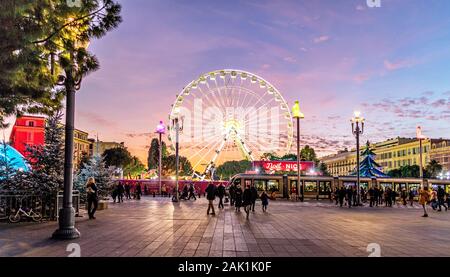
top-left (292, 100), bottom-right (304, 202)
top-left (156, 120), bottom-right (166, 196)
top-left (351, 111), bottom-right (364, 206)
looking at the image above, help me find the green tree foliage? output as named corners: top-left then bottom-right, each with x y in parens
top-left (260, 145), bottom-right (319, 163)
top-left (216, 160), bottom-right (252, 180)
top-left (300, 145), bottom-right (318, 162)
top-left (123, 156), bottom-right (145, 178)
top-left (318, 162), bottom-right (330, 176)
top-left (162, 155), bottom-right (192, 176)
top-left (0, 0), bottom-right (122, 126)
top-left (103, 147), bottom-right (132, 168)
top-left (74, 154), bottom-right (114, 202)
top-left (425, 160), bottom-right (442, 178)
top-left (147, 138), bottom-right (167, 170)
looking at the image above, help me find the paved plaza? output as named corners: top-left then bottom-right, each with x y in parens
top-left (1, 197), bottom-right (450, 257)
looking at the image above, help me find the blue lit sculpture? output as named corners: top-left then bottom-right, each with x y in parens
top-left (0, 143), bottom-right (30, 174)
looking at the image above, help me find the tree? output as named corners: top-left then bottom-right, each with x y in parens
top-left (147, 138), bottom-right (167, 170)
top-left (123, 156), bottom-right (145, 178)
top-left (162, 155), bottom-right (192, 176)
top-left (425, 160), bottom-right (442, 178)
top-left (318, 162), bottom-right (330, 176)
top-left (78, 151), bottom-right (91, 170)
top-left (24, 112), bottom-right (65, 194)
top-left (0, 0), bottom-right (122, 127)
top-left (351, 141), bottom-right (389, 178)
top-left (300, 145), bottom-right (318, 162)
top-left (74, 154), bottom-right (114, 202)
top-left (216, 160), bottom-right (252, 180)
top-left (103, 147), bottom-right (132, 168)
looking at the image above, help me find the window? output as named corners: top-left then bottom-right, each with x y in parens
top-left (304, 181), bottom-right (317, 192)
top-left (254, 179), bottom-right (266, 191)
top-left (267, 180), bottom-right (279, 192)
top-left (28, 121), bottom-right (34, 127)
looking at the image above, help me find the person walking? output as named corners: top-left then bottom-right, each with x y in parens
top-left (430, 188), bottom-right (438, 210)
top-left (217, 183), bottom-right (225, 209)
top-left (250, 185), bottom-right (258, 212)
top-left (229, 183), bottom-right (236, 206)
top-left (437, 186), bottom-right (448, 211)
top-left (117, 181), bottom-right (124, 203)
top-left (161, 184), bottom-right (167, 197)
top-left (401, 188), bottom-right (408, 206)
top-left (260, 190), bottom-right (269, 212)
top-left (338, 187), bottom-right (346, 207)
top-left (334, 188), bottom-right (339, 205)
top-left (379, 188), bottom-right (384, 206)
top-left (205, 183), bottom-right (216, 215)
top-left (409, 189), bottom-right (415, 206)
top-left (346, 186), bottom-right (353, 208)
top-left (374, 186), bottom-right (380, 207)
top-left (86, 177), bottom-right (98, 220)
top-left (125, 183), bottom-right (131, 200)
top-left (419, 187), bottom-right (431, 217)
top-left (242, 185), bottom-right (252, 219)
top-left (188, 183), bottom-right (197, 200)
top-left (112, 182), bottom-right (118, 203)
top-left (391, 189), bottom-right (397, 206)
top-left (135, 182), bottom-right (142, 200)
top-left (368, 186), bottom-right (375, 207)
top-left (234, 185), bottom-right (243, 212)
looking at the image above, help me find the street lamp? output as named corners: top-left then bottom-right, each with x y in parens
top-left (351, 111), bottom-right (364, 206)
top-left (416, 126), bottom-right (426, 186)
top-left (155, 120), bottom-right (166, 196)
top-left (171, 108), bottom-right (183, 202)
top-left (292, 100), bottom-right (304, 202)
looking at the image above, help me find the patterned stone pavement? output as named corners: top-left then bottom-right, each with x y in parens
top-left (1, 197), bottom-right (450, 257)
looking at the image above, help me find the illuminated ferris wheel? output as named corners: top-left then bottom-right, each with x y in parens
top-left (168, 69), bottom-right (294, 179)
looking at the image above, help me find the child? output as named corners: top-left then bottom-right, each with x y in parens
top-left (260, 190), bottom-right (269, 212)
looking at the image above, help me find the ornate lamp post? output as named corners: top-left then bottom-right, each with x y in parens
top-left (156, 121), bottom-right (166, 195)
top-left (292, 101), bottom-right (304, 202)
top-left (416, 126), bottom-right (426, 187)
top-left (171, 109), bottom-right (183, 202)
top-left (351, 111), bottom-right (364, 206)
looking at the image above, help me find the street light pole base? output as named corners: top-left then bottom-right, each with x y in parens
top-left (52, 227), bottom-right (81, 240)
top-left (52, 207), bottom-right (80, 240)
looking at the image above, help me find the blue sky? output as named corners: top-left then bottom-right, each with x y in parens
top-left (4, 0), bottom-right (450, 163)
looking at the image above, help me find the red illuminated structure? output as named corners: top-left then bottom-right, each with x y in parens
top-left (9, 115), bottom-right (45, 157)
top-left (252, 160), bottom-right (315, 174)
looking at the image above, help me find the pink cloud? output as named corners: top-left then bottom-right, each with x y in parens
top-left (313, 35), bottom-right (329, 43)
top-left (383, 59), bottom-right (414, 71)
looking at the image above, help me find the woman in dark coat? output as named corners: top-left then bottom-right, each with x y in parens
top-left (234, 185), bottom-right (243, 212)
top-left (135, 182), bottom-right (142, 200)
top-left (242, 185), bottom-right (252, 219)
top-left (250, 185), bottom-right (258, 212)
top-left (260, 190), bottom-right (269, 212)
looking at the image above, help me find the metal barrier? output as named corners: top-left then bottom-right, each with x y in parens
top-left (56, 190), bottom-right (80, 218)
top-left (0, 190), bottom-right (80, 222)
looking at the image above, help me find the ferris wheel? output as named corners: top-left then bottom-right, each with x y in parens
top-left (168, 69), bottom-right (294, 180)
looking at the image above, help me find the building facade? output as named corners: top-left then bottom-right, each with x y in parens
top-left (9, 115), bottom-right (45, 157)
top-left (9, 115), bottom-right (90, 169)
top-left (88, 139), bottom-right (125, 156)
top-left (321, 137), bottom-right (450, 176)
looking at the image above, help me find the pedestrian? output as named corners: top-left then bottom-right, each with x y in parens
top-left (135, 182), bottom-right (142, 200)
top-left (125, 183), bottom-right (131, 200)
top-left (181, 185), bottom-right (189, 200)
top-left (437, 186), bottom-right (448, 212)
top-left (430, 188), bottom-right (438, 210)
top-left (408, 189), bottom-right (415, 206)
top-left (250, 185), bottom-right (258, 212)
top-left (144, 184), bottom-right (148, 196)
top-left (112, 182), bottom-right (118, 203)
top-left (205, 183), bottom-right (216, 215)
top-left (446, 192), bottom-right (450, 208)
top-left (291, 185), bottom-right (298, 201)
top-left (391, 189), bottom-right (397, 206)
top-left (334, 188), bottom-right (339, 205)
top-left (338, 187), bottom-right (346, 207)
top-left (234, 185), bottom-right (243, 212)
top-left (346, 186), bottom-right (353, 208)
top-left (260, 190), bottom-right (269, 212)
top-left (374, 186), bottom-right (380, 207)
top-left (368, 186), bottom-right (375, 207)
top-left (117, 181), bottom-right (124, 203)
top-left (86, 177), bottom-right (98, 220)
top-left (217, 183), bottom-right (225, 209)
top-left (188, 183), bottom-right (197, 200)
top-left (229, 183), bottom-right (236, 206)
top-left (401, 188), bottom-right (407, 206)
top-left (419, 187), bottom-right (431, 217)
top-left (171, 186), bottom-right (178, 201)
top-left (242, 185), bottom-right (252, 219)
top-left (161, 184), bottom-right (167, 197)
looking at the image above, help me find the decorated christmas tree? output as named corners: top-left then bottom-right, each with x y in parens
top-left (352, 141), bottom-right (389, 178)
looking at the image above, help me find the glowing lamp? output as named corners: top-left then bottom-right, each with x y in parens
top-left (292, 100), bottom-right (304, 119)
top-left (156, 121), bottom-right (166, 134)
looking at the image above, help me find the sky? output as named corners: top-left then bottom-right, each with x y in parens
top-left (4, 0), bottom-right (450, 165)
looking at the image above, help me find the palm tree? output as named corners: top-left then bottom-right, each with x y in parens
top-left (425, 160), bottom-right (442, 178)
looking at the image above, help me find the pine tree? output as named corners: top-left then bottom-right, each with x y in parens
top-left (74, 154), bottom-right (114, 203)
top-left (352, 141), bottom-right (389, 178)
top-left (147, 138), bottom-right (167, 170)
